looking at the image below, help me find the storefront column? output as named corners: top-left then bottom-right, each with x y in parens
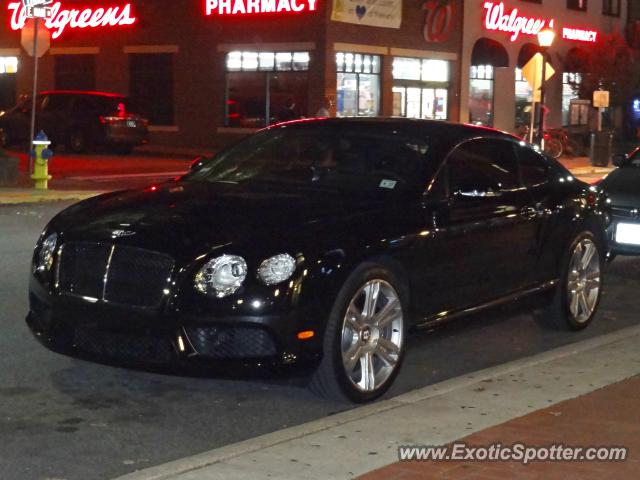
top-left (380, 55), bottom-right (393, 117)
top-left (493, 66), bottom-right (516, 133)
top-left (310, 44), bottom-right (332, 117)
top-left (544, 69), bottom-right (563, 129)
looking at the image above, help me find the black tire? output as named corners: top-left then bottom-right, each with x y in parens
top-left (68, 130), bottom-right (87, 153)
top-left (535, 231), bottom-right (603, 331)
top-left (309, 262), bottom-right (408, 403)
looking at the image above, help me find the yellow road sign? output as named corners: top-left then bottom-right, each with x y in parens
top-left (521, 53), bottom-right (555, 91)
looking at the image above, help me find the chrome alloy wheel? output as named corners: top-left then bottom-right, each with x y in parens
top-left (567, 238), bottom-right (601, 324)
top-left (341, 280), bottom-right (404, 393)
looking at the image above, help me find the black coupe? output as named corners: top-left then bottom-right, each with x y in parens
top-left (601, 147), bottom-right (640, 258)
top-left (28, 119), bottom-right (608, 402)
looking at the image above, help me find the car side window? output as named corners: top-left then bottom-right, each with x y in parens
top-left (41, 94), bottom-right (70, 112)
top-left (71, 96), bottom-right (96, 114)
top-left (518, 145), bottom-right (550, 187)
top-left (447, 138), bottom-right (519, 196)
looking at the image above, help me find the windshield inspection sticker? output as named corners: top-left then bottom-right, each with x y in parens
top-left (380, 179), bottom-right (397, 190)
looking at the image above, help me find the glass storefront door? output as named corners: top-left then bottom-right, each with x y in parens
top-left (392, 57), bottom-right (449, 120)
top-left (392, 86), bottom-right (448, 120)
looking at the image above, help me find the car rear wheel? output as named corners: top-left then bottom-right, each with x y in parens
top-left (68, 131), bottom-right (87, 153)
top-left (310, 263), bottom-right (407, 402)
top-left (535, 232), bottom-right (602, 330)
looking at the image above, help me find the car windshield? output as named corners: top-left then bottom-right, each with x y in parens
top-left (185, 125), bottom-right (431, 194)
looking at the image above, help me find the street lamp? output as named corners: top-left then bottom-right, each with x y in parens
top-left (537, 27), bottom-right (556, 146)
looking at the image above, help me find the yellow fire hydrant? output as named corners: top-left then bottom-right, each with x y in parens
top-left (31, 131), bottom-right (53, 190)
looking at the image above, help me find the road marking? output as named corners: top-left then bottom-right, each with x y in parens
top-left (113, 324), bottom-right (640, 480)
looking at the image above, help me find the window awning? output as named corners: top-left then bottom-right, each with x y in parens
top-left (471, 38), bottom-right (509, 68)
top-left (517, 43), bottom-right (542, 69)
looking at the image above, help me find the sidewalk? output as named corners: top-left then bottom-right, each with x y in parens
top-left (558, 156), bottom-right (614, 176)
top-left (113, 325), bottom-right (640, 480)
top-left (0, 188), bottom-right (103, 205)
top-left (361, 376), bottom-right (639, 480)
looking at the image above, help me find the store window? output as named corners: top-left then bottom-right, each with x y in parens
top-left (567, 0), bottom-right (587, 11)
top-left (129, 53), bottom-right (174, 126)
top-left (55, 55), bottom-right (96, 91)
top-left (130, 53), bottom-right (175, 126)
top-left (392, 57), bottom-right (449, 120)
top-left (336, 52), bottom-right (380, 117)
top-left (562, 72), bottom-right (582, 125)
top-left (225, 51), bottom-right (310, 127)
top-left (469, 65), bottom-right (494, 127)
top-left (603, 0), bottom-right (620, 16)
top-left (0, 57), bottom-right (18, 111)
top-left (515, 68), bottom-right (533, 129)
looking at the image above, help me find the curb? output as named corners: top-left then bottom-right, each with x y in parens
top-left (0, 190), bottom-right (103, 205)
top-left (113, 324), bottom-right (640, 480)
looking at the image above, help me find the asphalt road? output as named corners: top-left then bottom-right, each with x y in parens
top-left (2, 201), bottom-right (640, 480)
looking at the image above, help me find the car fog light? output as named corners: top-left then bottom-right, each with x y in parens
top-left (257, 254), bottom-right (296, 285)
top-left (194, 254), bottom-right (248, 298)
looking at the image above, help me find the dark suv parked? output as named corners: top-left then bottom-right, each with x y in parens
top-left (0, 90), bottom-right (149, 154)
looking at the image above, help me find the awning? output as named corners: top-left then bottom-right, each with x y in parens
top-left (517, 43), bottom-right (542, 69)
top-left (471, 38), bottom-right (509, 68)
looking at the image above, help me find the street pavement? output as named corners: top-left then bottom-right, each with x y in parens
top-left (1, 201), bottom-right (640, 480)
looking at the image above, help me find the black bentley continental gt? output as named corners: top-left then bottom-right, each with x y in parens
top-left (27, 119), bottom-right (609, 402)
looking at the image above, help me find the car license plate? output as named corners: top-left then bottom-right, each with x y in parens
top-left (126, 120), bottom-right (137, 128)
top-left (616, 222), bottom-right (640, 245)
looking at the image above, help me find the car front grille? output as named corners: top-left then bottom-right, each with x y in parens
top-left (184, 326), bottom-right (277, 359)
top-left (56, 242), bottom-right (174, 308)
top-left (72, 325), bottom-right (175, 363)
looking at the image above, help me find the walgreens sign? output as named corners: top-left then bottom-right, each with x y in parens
top-left (205, 0), bottom-right (318, 16)
top-left (8, 2), bottom-right (137, 39)
top-left (483, 1), bottom-right (554, 42)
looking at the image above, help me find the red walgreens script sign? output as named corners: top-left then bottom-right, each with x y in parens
top-left (205, 0), bottom-right (318, 16)
top-left (8, 2), bottom-right (137, 39)
top-left (483, 1), bottom-right (554, 42)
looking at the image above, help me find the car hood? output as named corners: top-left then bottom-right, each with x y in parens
top-left (51, 180), bottom-right (399, 262)
top-left (600, 168), bottom-right (640, 208)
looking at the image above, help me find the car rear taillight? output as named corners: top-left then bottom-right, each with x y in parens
top-left (99, 116), bottom-right (121, 124)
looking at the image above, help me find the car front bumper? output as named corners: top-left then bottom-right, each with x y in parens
top-left (26, 276), bottom-right (323, 372)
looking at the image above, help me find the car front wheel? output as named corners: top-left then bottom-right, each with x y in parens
top-left (536, 232), bottom-right (603, 330)
top-left (310, 263), bottom-right (407, 402)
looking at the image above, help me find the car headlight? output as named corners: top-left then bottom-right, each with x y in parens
top-left (194, 255), bottom-right (248, 298)
top-left (36, 232), bottom-right (57, 273)
top-left (257, 254), bottom-right (296, 285)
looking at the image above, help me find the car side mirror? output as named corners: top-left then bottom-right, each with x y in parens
top-left (612, 154), bottom-right (628, 168)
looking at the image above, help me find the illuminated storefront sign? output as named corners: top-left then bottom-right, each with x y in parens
top-left (483, 1), bottom-right (554, 42)
top-left (562, 27), bottom-right (597, 43)
top-left (8, 2), bottom-right (137, 39)
top-left (423, 0), bottom-right (456, 43)
top-left (205, 0), bottom-right (318, 16)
